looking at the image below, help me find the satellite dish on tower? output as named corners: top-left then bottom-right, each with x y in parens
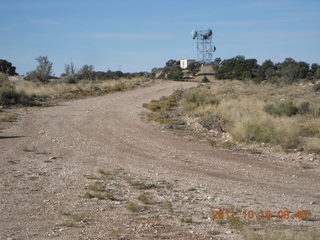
top-left (203, 29), bottom-right (213, 39)
top-left (191, 30), bottom-right (198, 39)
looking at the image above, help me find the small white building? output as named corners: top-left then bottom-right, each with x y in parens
top-left (180, 59), bottom-right (196, 69)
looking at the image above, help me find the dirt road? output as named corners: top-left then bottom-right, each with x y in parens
top-left (1, 80), bottom-right (319, 240)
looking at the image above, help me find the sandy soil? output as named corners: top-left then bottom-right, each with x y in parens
top-left (0, 80), bottom-right (319, 240)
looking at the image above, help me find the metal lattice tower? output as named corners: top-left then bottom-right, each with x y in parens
top-left (191, 29), bottom-right (216, 64)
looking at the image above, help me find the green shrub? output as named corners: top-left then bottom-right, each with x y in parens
top-left (181, 217), bottom-right (193, 223)
top-left (0, 87), bottom-right (35, 106)
top-left (0, 73), bottom-right (23, 105)
top-left (221, 141), bottom-right (237, 150)
top-left (202, 76), bottom-right (209, 83)
top-left (314, 105), bottom-right (320, 117)
top-left (25, 56), bottom-right (53, 83)
top-left (182, 102), bottom-right (198, 112)
top-left (280, 136), bottom-right (300, 151)
top-left (313, 82), bottom-right (320, 91)
top-left (0, 86), bottom-right (19, 105)
top-left (167, 70), bottom-right (183, 80)
top-left (142, 100), bottom-right (161, 112)
top-left (297, 102), bottom-right (311, 115)
top-left (315, 68), bottom-right (320, 79)
top-left (244, 122), bottom-right (277, 143)
top-left (126, 202), bottom-right (141, 212)
top-left (183, 87), bottom-right (216, 110)
top-left (143, 90), bottom-right (183, 114)
top-left (300, 126), bottom-right (320, 137)
top-left (0, 59), bottom-right (17, 75)
top-left (264, 101), bottom-right (298, 117)
top-left (228, 216), bottom-right (244, 230)
top-left (137, 194), bottom-right (153, 204)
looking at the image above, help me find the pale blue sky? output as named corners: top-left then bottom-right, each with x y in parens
top-left (1, 0), bottom-right (319, 75)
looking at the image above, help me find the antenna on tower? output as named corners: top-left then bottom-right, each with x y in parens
top-left (191, 29), bottom-right (216, 64)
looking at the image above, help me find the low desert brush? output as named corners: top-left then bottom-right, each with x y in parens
top-left (179, 80), bottom-right (320, 153)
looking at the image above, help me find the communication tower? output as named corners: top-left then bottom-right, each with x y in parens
top-left (191, 29), bottom-right (216, 64)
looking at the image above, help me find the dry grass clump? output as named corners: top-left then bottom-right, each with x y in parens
top-left (227, 216), bottom-right (245, 230)
top-left (313, 82), bottom-right (320, 91)
top-left (0, 73), bottom-right (37, 106)
top-left (0, 114), bottom-right (18, 122)
top-left (143, 89), bottom-right (185, 125)
top-left (182, 80), bottom-right (320, 153)
top-left (85, 181), bottom-right (116, 200)
top-left (180, 217), bottom-right (193, 223)
top-left (182, 87), bottom-right (217, 112)
top-left (125, 177), bottom-right (158, 190)
top-left (126, 202), bottom-right (141, 212)
top-left (14, 78), bottom-right (149, 102)
top-left (221, 140), bottom-right (237, 150)
top-left (137, 193), bottom-right (153, 204)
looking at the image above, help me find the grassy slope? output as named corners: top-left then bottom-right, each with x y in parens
top-left (182, 80), bottom-right (320, 153)
top-left (143, 79), bottom-right (320, 154)
top-left (0, 75), bottom-right (151, 107)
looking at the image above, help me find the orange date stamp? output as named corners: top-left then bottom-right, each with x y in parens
top-left (212, 209), bottom-right (309, 220)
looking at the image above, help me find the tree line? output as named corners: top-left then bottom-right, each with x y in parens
top-left (0, 57), bottom-right (149, 84)
top-left (152, 57), bottom-right (320, 83)
top-left (1, 56), bottom-right (320, 84)
top-left (213, 56), bottom-right (320, 83)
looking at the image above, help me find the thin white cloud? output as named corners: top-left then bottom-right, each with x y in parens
top-left (86, 33), bottom-right (175, 41)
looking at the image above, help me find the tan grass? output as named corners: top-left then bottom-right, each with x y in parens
top-left (182, 80), bottom-right (320, 152)
top-left (15, 78), bottom-right (150, 99)
top-left (0, 114), bottom-right (18, 122)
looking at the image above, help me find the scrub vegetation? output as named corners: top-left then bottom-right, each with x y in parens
top-left (0, 57), bottom-right (152, 107)
top-left (182, 80), bottom-right (320, 153)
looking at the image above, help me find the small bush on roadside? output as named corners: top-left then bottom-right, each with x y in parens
top-left (313, 82), bottom-right (320, 91)
top-left (221, 141), bottom-right (237, 150)
top-left (280, 136), bottom-right (300, 151)
top-left (181, 217), bottom-right (193, 223)
top-left (126, 202), bottom-right (141, 212)
top-left (300, 126), bottom-right (320, 137)
top-left (137, 194), bottom-right (153, 204)
top-left (126, 178), bottom-right (158, 190)
top-left (0, 114), bottom-right (18, 122)
top-left (243, 121), bottom-right (277, 143)
top-left (142, 100), bottom-right (161, 112)
top-left (240, 121), bottom-right (300, 151)
top-left (143, 90), bottom-right (183, 113)
top-left (303, 138), bottom-right (320, 154)
top-left (0, 73), bottom-right (35, 106)
top-left (228, 216), bottom-right (244, 230)
top-left (143, 90), bottom-right (185, 125)
top-left (25, 56), bottom-right (53, 83)
top-left (264, 101), bottom-right (298, 117)
top-left (297, 102), bottom-right (311, 115)
top-left (183, 87), bottom-right (216, 111)
top-left (202, 76), bottom-right (209, 83)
